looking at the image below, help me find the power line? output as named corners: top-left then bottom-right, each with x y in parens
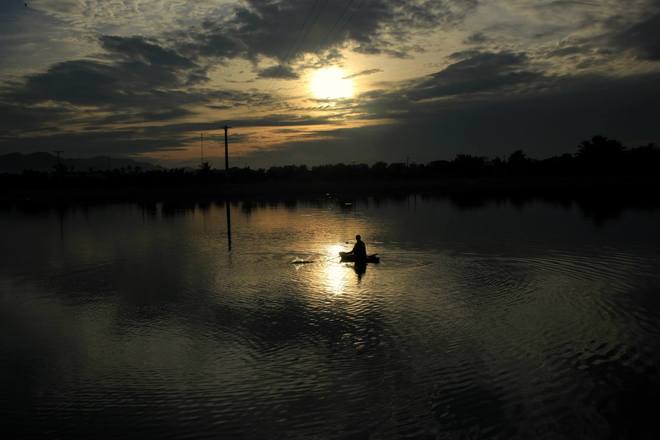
top-left (223, 125), bottom-right (231, 174)
top-left (263, 0), bottom-right (328, 95)
top-left (318, 0), bottom-right (356, 53)
top-left (200, 132), bottom-right (205, 164)
top-left (334, 0), bottom-right (365, 41)
top-left (283, 0), bottom-right (323, 64)
top-left (315, 0), bottom-right (367, 62)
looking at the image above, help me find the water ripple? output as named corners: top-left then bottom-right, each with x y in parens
top-left (2, 202), bottom-right (660, 439)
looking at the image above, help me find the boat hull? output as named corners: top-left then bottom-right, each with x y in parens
top-left (339, 252), bottom-right (380, 263)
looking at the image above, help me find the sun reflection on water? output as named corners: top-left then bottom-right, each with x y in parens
top-left (324, 263), bottom-right (348, 294)
top-left (322, 244), bottom-right (351, 294)
top-left (327, 244), bottom-right (345, 256)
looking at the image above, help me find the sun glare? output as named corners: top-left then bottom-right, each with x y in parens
top-left (310, 67), bottom-right (354, 100)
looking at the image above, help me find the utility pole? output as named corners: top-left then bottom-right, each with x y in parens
top-left (223, 125), bottom-right (230, 174)
top-left (200, 132), bottom-right (204, 164)
top-left (53, 150), bottom-right (64, 184)
top-left (53, 150), bottom-right (63, 166)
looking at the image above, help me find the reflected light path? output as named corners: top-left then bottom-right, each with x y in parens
top-left (316, 245), bottom-right (352, 294)
top-left (323, 263), bottom-right (348, 294)
top-left (326, 244), bottom-right (344, 256)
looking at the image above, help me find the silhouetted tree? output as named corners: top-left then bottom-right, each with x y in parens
top-left (576, 136), bottom-right (625, 175)
top-left (507, 150), bottom-right (533, 176)
top-left (627, 143), bottom-right (660, 175)
top-left (577, 136), bottom-right (625, 159)
top-left (452, 154), bottom-right (487, 176)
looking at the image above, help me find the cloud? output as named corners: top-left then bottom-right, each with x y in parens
top-left (1, 33), bottom-right (273, 112)
top-left (0, 31), bottom-right (281, 154)
top-left (238, 63), bottom-right (660, 166)
top-left (26, 0), bottom-right (231, 36)
top-left (0, 108), bottom-right (338, 156)
top-left (394, 51), bottom-right (544, 103)
top-left (342, 68), bottom-right (382, 79)
top-left (2, 0), bottom-right (660, 164)
top-left (99, 36), bottom-right (195, 68)
top-left (462, 0), bottom-right (652, 58)
top-left (4, 59), bottom-right (219, 123)
top-left (611, 11), bottom-right (660, 60)
top-left (0, 102), bottom-right (73, 136)
top-left (178, 0), bottom-right (477, 62)
top-left (0, 128), bottom-right (189, 156)
top-left (464, 32), bottom-right (489, 45)
top-left (4, 34), bottom-right (208, 110)
top-left (94, 108), bottom-right (195, 125)
top-left (257, 64), bottom-right (299, 79)
top-left (26, 0), bottom-right (476, 59)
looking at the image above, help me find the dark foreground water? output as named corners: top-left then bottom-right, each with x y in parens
top-left (1, 196), bottom-right (660, 439)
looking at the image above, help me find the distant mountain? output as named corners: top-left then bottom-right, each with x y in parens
top-left (0, 152), bottom-right (160, 173)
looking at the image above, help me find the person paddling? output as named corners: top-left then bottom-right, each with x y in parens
top-left (348, 234), bottom-right (367, 262)
top-left (339, 235), bottom-right (379, 265)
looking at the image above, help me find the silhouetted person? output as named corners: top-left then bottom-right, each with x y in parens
top-left (348, 234), bottom-right (367, 262)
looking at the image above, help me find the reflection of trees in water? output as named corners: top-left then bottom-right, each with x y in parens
top-left (6, 188), bottom-right (660, 227)
top-left (437, 192), bottom-right (659, 226)
top-left (161, 200), bottom-right (197, 218)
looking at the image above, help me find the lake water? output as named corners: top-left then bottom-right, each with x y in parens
top-left (1, 196), bottom-right (659, 439)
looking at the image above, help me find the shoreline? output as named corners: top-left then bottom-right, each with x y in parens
top-left (2, 176), bottom-right (660, 204)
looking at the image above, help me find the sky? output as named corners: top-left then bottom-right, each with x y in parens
top-left (1, 0), bottom-right (659, 167)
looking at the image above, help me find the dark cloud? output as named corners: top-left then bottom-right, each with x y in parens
top-left (0, 102), bottom-right (73, 136)
top-left (0, 33), bottom-right (275, 135)
top-left (257, 64), bottom-right (299, 79)
top-left (464, 32), bottom-right (489, 45)
top-left (401, 51), bottom-right (544, 102)
top-left (149, 114), bottom-right (338, 134)
top-left (546, 44), bottom-right (589, 57)
top-left (342, 68), bottom-right (382, 79)
top-left (175, 27), bottom-right (246, 60)
top-left (230, 113), bottom-right (338, 127)
top-left (0, 31), bottom-right (283, 156)
top-left (6, 35), bottom-right (207, 109)
top-left (94, 108), bottom-right (195, 125)
top-left (0, 128), bottom-right (188, 156)
top-left (100, 36), bottom-right (195, 68)
top-left (179, 0), bottom-right (477, 62)
top-left (612, 11), bottom-right (660, 60)
top-left (537, 40), bottom-right (609, 70)
top-left (0, 110), bottom-right (336, 156)
top-left (9, 60), bottom-right (167, 106)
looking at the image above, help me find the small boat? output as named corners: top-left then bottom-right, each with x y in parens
top-left (339, 252), bottom-right (380, 263)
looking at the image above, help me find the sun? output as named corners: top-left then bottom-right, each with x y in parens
top-left (309, 67), bottom-right (354, 100)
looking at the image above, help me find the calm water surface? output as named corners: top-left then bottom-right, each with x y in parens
top-left (1, 197), bottom-right (659, 439)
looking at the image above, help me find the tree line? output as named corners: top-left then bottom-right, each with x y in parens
top-left (3, 136), bottom-right (659, 187)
